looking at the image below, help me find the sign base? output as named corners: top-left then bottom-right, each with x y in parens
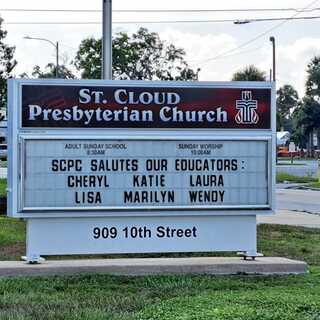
top-left (26, 215), bottom-right (258, 262)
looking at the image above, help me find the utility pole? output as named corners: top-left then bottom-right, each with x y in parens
top-left (269, 36), bottom-right (276, 82)
top-left (102, 0), bottom-right (112, 80)
top-left (269, 36), bottom-right (278, 164)
top-left (56, 41), bottom-right (59, 78)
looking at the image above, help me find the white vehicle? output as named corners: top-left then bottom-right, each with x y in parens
top-left (277, 131), bottom-right (290, 146)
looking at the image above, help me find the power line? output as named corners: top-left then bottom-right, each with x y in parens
top-left (1, 7), bottom-right (320, 13)
top-left (4, 15), bottom-right (320, 25)
top-left (189, 45), bottom-right (265, 64)
top-left (234, 15), bottom-right (320, 24)
top-left (4, 20), bottom-right (234, 25)
top-left (193, 0), bottom-right (320, 64)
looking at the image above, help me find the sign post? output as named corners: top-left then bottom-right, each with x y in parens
top-left (102, 0), bottom-right (112, 80)
top-left (289, 141), bottom-right (295, 164)
top-left (8, 79), bottom-right (275, 263)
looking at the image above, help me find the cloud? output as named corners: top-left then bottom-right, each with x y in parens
top-left (278, 38), bottom-right (320, 63)
top-left (159, 29), bottom-right (320, 97)
top-left (160, 29), bottom-right (237, 61)
top-left (2, 0), bottom-right (320, 95)
top-left (159, 29), bottom-right (239, 81)
top-left (276, 38), bottom-right (320, 96)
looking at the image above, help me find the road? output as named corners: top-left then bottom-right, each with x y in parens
top-left (276, 187), bottom-right (320, 214)
top-left (258, 209), bottom-right (320, 228)
top-left (258, 187), bottom-right (320, 228)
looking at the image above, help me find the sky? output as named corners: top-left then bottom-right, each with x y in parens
top-left (1, 0), bottom-right (320, 97)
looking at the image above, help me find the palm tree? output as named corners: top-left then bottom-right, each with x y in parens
top-left (232, 65), bottom-right (266, 81)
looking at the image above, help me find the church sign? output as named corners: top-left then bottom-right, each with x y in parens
top-left (7, 79), bottom-right (275, 262)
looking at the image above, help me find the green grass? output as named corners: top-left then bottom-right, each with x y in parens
top-left (0, 268), bottom-right (319, 320)
top-left (258, 224), bottom-right (320, 266)
top-left (0, 178), bottom-right (6, 197)
top-left (277, 162), bottom-right (305, 166)
top-left (276, 172), bottom-right (318, 183)
top-left (1, 219), bottom-right (320, 319)
top-left (308, 182), bottom-right (320, 189)
top-left (0, 217), bottom-right (25, 260)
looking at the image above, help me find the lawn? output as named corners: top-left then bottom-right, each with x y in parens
top-left (308, 181), bottom-right (320, 189)
top-left (0, 268), bottom-right (319, 320)
top-left (0, 218), bottom-right (320, 319)
top-left (0, 178), bottom-right (6, 197)
top-left (275, 173), bottom-right (320, 188)
top-left (0, 217), bottom-right (25, 260)
top-left (276, 172), bottom-right (318, 183)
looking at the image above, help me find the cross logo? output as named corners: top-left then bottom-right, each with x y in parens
top-left (235, 91), bottom-right (259, 124)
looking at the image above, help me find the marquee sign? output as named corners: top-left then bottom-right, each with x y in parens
top-left (8, 79), bottom-right (275, 262)
top-left (21, 138), bottom-right (269, 212)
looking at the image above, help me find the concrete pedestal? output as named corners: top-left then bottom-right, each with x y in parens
top-left (0, 257), bottom-right (307, 277)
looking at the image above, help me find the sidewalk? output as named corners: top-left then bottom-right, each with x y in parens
top-left (258, 209), bottom-right (320, 228)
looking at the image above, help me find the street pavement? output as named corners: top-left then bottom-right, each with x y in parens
top-left (276, 187), bottom-right (320, 214)
top-left (258, 209), bottom-right (320, 228)
top-left (258, 186), bottom-right (320, 228)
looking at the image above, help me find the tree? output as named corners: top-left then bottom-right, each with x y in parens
top-left (74, 28), bottom-right (200, 80)
top-left (0, 17), bottom-right (17, 109)
top-left (292, 96), bottom-right (320, 152)
top-left (232, 65), bottom-right (266, 81)
top-left (30, 63), bottom-right (75, 79)
top-left (276, 84), bottom-right (299, 131)
top-left (306, 56), bottom-right (320, 100)
top-left (292, 102), bottom-right (308, 149)
top-left (303, 56), bottom-right (320, 153)
top-left (291, 119), bottom-right (308, 150)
